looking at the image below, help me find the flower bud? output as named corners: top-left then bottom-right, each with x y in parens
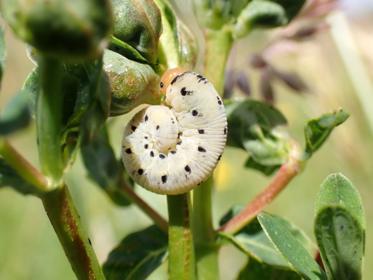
top-left (1, 0), bottom-right (112, 59)
top-left (111, 0), bottom-right (161, 64)
top-left (103, 50), bottom-right (160, 116)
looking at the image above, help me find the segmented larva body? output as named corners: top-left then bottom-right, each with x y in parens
top-left (121, 68), bottom-right (227, 195)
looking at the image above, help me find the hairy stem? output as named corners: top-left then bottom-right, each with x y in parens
top-left (219, 157), bottom-right (301, 234)
top-left (42, 185), bottom-right (105, 280)
top-left (36, 56), bottom-right (65, 185)
top-left (119, 179), bottom-right (168, 232)
top-left (167, 193), bottom-right (196, 280)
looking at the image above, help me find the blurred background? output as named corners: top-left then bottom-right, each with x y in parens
top-left (1, 0), bottom-right (373, 279)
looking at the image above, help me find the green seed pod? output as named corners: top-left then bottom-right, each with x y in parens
top-left (111, 0), bottom-right (162, 64)
top-left (103, 50), bottom-right (161, 116)
top-left (0, 0), bottom-right (112, 59)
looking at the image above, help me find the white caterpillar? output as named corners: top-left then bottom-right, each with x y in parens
top-left (121, 68), bottom-right (227, 195)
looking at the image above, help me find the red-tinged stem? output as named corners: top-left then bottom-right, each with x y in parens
top-left (219, 157), bottom-right (301, 234)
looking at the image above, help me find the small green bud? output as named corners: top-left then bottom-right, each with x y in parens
top-left (111, 0), bottom-right (162, 64)
top-left (1, 0), bottom-right (112, 59)
top-left (103, 50), bottom-right (161, 116)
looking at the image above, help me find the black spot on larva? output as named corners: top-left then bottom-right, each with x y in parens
top-left (171, 73), bottom-right (183, 85)
top-left (178, 132), bottom-right (182, 138)
top-left (131, 125), bottom-right (137, 131)
top-left (180, 87), bottom-right (192, 96)
top-left (198, 146), bottom-right (206, 152)
top-left (88, 238), bottom-right (92, 245)
top-left (192, 110), bottom-right (198, 116)
top-left (150, 151), bottom-right (154, 157)
top-left (160, 81), bottom-right (164, 88)
top-left (138, 169), bottom-right (144, 175)
top-left (198, 129), bottom-right (205, 134)
top-left (184, 165), bottom-right (191, 173)
top-left (171, 150), bottom-right (176, 154)
top-left (159, 154), bottom-right (166, 159)
top-left (156, 125), bottom-right (160, 130)
top-left (217, 96), bottom-right (222, 105)
top-left (144, 144), bottom-right (148, 149)
top-left (125, 148), bottom-right (132, 154)
top-left (217, 155), bottom-right (222, 161)
top-left (145, 115), bottom-right (148, 121)
top-left (161, 175), bottom-right (167, 183)
top-left (177, 141), bottom-right (182, 145)
top-left (144, 136), bottom-right (148, 139)
top-left (224, 127), bottom-right (227, 135)
top-left (196, 74), bottom-right (207, 83)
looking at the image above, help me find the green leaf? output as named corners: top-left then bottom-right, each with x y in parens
top-left (81, 125), bottom-right (131, 206)
top-left (0, 27), bottom-right (5, 83)
top-left (258, 212), bottom-right (326, 280)
top-left (103, 225), bottom-right (168, 280)
top-left (23, 60), bottom-right (110, 172)
top-left (155, 0), bottom-right (198, 68)
top-left (304, 109), bottom-right (349, 158)
top-left (314, 173), bottom-right (365, 280)
top-left (238, 258), bottom-right (301, 280)
top-left (233, 0), bottom-right (305, 38)
top-left (103, 50), bottom-right (160, 116)
top-left (0, 90), bottom-right (31, 135)
top-left (219, 207), bottom-right (315, 269)
top-left (1, 0), bottom-right (112, 59)
top-left (0, 158), bottom-right (42, 196)
top-left (111, 0), bottom-right (162, 64)
top-left (226, 100), bottom-right (290, 175)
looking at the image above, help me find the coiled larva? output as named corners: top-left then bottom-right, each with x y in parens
top-left (121, 68), bottom-right (227, 195)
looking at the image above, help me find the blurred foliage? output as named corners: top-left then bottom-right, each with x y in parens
top-left (0, 0), bottom-right (373, 279)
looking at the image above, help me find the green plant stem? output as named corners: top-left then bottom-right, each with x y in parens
top-left (119, 179), bottom-right (168, 233)
top-left (0, 139), bottom-right (48, 192)
top-left (190, 28), bottom-right (233, 279)
top-left (36, 56), bottom-right (65, 186)
top-left (219, 157), bottom-right (301, 234)
top-left (167, 193), bottom-right (196, 280)
top-left (0, 141), bottom-right (104, 279)
top-left (42, 185), bottom-right (105, 280)
top-left (204, 29), bottom-right (233, 93)
top-left (192, 177), bottom-right (219, 279)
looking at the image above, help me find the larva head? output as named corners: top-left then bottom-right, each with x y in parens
top-left (160, 67), bottom-right (187, 95)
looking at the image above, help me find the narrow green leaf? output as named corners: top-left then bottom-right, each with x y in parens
top-left (219, 207), bottom-right (315, 269)
top-left (258, 212), bottom-right (326, 280)
top-left (304, 109), bottom-right (349, 158)
top-left (81, 125), bottom-right (131, 206)
top-left (0, 158), bottom-right (42, 196)
top-left (0, 90), bottom-right (31, 135)
top-left (226, 100), bottom-right (290, 175)
top-left (155, 0), bottom-right (198, 68)
top-left (314, 173), bottom-right (365, 280)
top-left (103, 225), bottom-right (168, 280)
top-left (238, 258), bottom-right (301, 280)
